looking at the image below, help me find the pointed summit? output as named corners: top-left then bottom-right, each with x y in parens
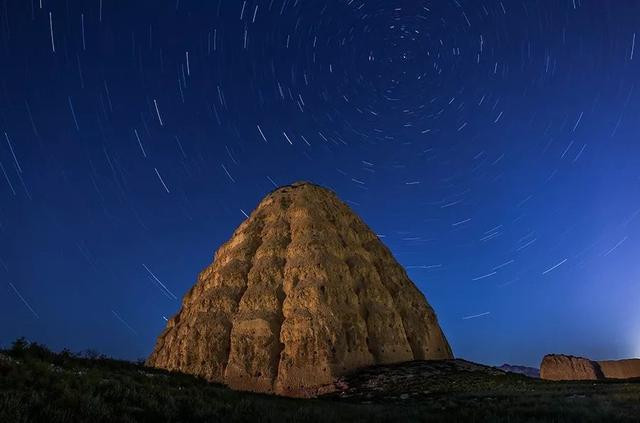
top-left (147, 182), bottom-right (452, 396)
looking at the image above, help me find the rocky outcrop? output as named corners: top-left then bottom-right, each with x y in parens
top-left (147, 181), bottom-right (452, 397)
top-left (540, 355), bottom-right (602, 380)
top-left (598, 359), bottom-right (640, 379)
top-left (541, 354), bottom-right (640, 381)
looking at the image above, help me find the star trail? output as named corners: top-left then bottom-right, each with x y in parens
top-left (1, 0), bottom-right (639, 366)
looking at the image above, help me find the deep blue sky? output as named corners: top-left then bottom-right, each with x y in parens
top-left (1, 0), bottom-right (639, 368)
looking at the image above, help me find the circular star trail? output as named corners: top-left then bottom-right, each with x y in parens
top-left (1, 0), bottom-right (639, 367)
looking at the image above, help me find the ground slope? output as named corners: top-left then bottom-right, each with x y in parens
top-left (3, 344), bottom-right (640, 422)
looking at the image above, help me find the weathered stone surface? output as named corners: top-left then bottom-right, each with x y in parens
top-left (541, 354), bottom-right (640, 381)
top-left (596, 359), bottom-right (640, 379)
top-left (147, 181), bottom-right (452, 396)
top-left (540, 355), bottom-right (602, 380)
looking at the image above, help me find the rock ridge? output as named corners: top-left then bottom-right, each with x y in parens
top-left (540, 354), bottom-right (640, 381)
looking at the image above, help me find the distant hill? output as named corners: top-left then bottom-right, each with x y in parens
top-left (497, 363), bottom-right (540, 378)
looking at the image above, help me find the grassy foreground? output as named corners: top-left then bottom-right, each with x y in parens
top-left (1, 339), bottom-right (640, 422)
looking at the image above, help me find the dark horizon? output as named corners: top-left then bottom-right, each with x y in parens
top-left (2, 0), bottom-right (640, 369)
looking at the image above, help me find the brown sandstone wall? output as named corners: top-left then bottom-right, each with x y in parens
top-left (541, 354), bottom-right (640, 381)
top-left (598, 359), bottom-right (640, 379)
top-left (540, 354), bottom-right (602, 381)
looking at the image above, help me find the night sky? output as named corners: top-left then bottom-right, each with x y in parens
top-left (1, 0), bottom-right (639, 368)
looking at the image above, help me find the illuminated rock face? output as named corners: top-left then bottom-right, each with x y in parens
top-left (541, 354), bottom-right (640, 381)
top-left (540, 355), bottom-right (604, 380)
top-left (147, 182), bottom-right (452, 397)
top-left (598, 359), bottom-right (640, 379)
